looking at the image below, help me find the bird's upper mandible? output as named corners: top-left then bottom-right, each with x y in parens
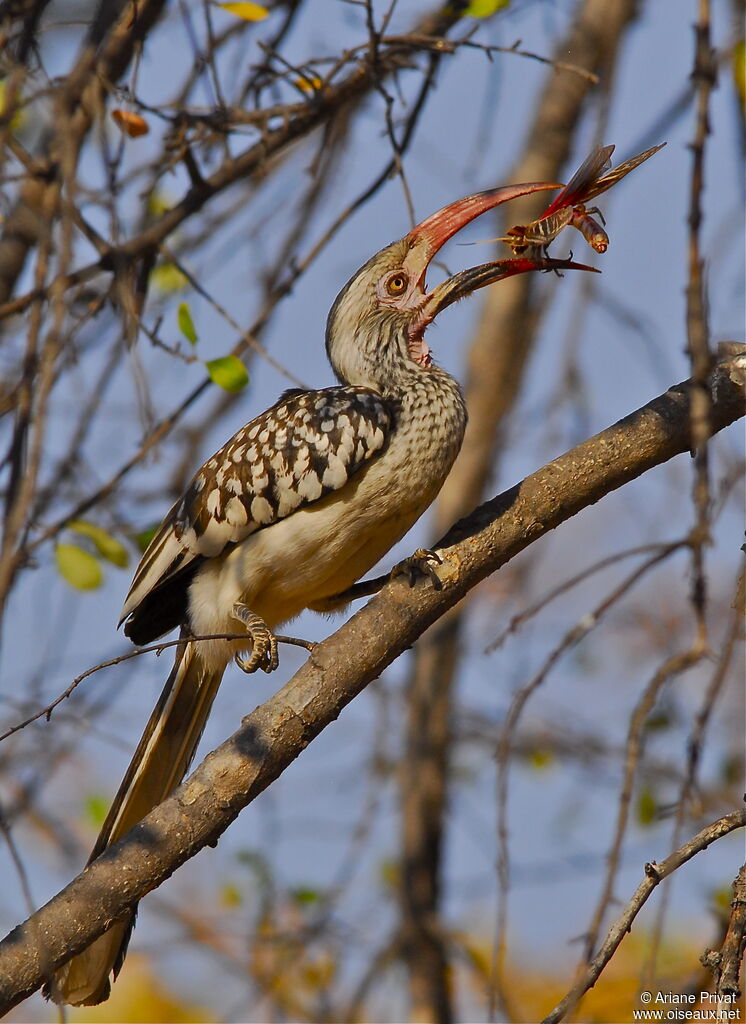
top-left (324, 180), bottom-right (566, 390)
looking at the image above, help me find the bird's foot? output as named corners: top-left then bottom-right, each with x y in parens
top-left (232, 604), bottom-right (279, 673)
top-left (390, 548), bottom-right (443, 591)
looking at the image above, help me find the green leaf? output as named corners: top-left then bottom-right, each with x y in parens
top-left (178, 302), bottom-right (198, 346)
top-left (464, 0), bottom-right (510, 16)
top-left (291, 886), bottom-right (321, 906)
top-left (644, 708), bottom-right (671, 732)
top-left (84, 793), bottom-right (110, 828)
top-left (69, 520), bottom-right (129, 568)
top-left (217, 1), bottom-right (269, 21)
top-left (134, 523), bottom-right (160, 553)
top-left (150, 263), bottom-right (188, 293)
top-left (205, 355), bottom-right (249, 393)
top-left (55, 543), bottom-right (103, 591)
top-left (0, 80), bottom-right (26, 133)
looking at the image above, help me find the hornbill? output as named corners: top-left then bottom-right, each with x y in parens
top-left (50, 180), bottom-right (592, 1005)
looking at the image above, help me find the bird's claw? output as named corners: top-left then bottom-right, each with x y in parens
top-left (232, 605), bottom-right (279, 674)
top-left (391, 548), bottom-right (443, 591)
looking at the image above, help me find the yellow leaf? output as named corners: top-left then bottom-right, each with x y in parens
top-left (636, 785), bottom-right (658, 827)
top-left (147, 191), bottom-right (173, 217)
top-left (217, 1), bottom-right (268, 21)
top-left (220, 883), bottom-right (243, 908)
top-left (527, 748), bottom-right (554, 771)
top-left (464, 0), bottom-right (510, 16)
top-left (0, 80), bottom-right (25, 132)
top-left (55, 544), bottom-right (103, 591)
top-left (69, 520), bottom-right (129, 568)
top-left (294, 74), bottom-right (322, 92)
top-left (77, 955), bottom-right (215, 1022)
top-left (151, 263), bottom-right (188, 293)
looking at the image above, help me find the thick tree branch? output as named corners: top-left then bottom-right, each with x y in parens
top-left (0, 348), bottom-right (743, 1012)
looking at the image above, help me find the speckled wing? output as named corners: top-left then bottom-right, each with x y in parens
top-left (120, 386), bottom-right (392, 631)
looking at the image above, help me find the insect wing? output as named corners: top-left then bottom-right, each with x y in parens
top-left (581, 142), bottom-right (666, 203)
top-left (541, 145), bottom-right (615, 216)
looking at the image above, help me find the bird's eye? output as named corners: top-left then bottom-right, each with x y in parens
top-left (385, 272), bottom-right (408, 296)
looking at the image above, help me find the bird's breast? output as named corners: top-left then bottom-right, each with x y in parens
top-left (187, 369), bottom-right (466, 668)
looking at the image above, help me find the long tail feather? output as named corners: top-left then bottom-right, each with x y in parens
top-left (48, 638), bottom-right (224, 1006)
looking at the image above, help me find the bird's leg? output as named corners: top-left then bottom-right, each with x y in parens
top-left (232, 604), bottom-right (279, 673)
top-left (390, 548), bottom-right (443, 590)
top-left (310, 548), bottom-right (444, 613)
top-left (308, 577), bottom-right (386, 611)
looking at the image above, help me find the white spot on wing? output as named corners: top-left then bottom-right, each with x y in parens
top-left (225, 496), bottom-right (248, 527)
top-left (197, 516), bottom-right (232, 556)
top-left (277, 489), bottom-right (302, 516)
top-left (251, 496), bottom-right (274, 523)
top-left (297, 472), bottom-right (323, 501)
top-left (322, 455), bottom-right (348, 489)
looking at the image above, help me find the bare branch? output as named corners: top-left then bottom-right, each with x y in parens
top-left (0, 631), bottom-right (316, 744)
top-left (543, 810), bottom-right (746, 1024)
top-left (685, 0), bottom-right (717, 644)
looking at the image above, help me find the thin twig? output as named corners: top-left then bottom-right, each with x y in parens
top-left (493, 544), bottom-right (687, 1006)
top-left (579, 645), bottom-right (708, 968)
top-left (542, 809), bottom-right (746, 1024)
top-left (643, 570), bottom-right (744, 989)
top-left (685, 0), bottom-right (717, 647)
top-left (0, 631), bottom-right (316, 743)
top-left (486, 541), bottom-right (686, 652)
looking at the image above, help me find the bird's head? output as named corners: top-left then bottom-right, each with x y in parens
top-left (325, 182), bottom-right (595, 390)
